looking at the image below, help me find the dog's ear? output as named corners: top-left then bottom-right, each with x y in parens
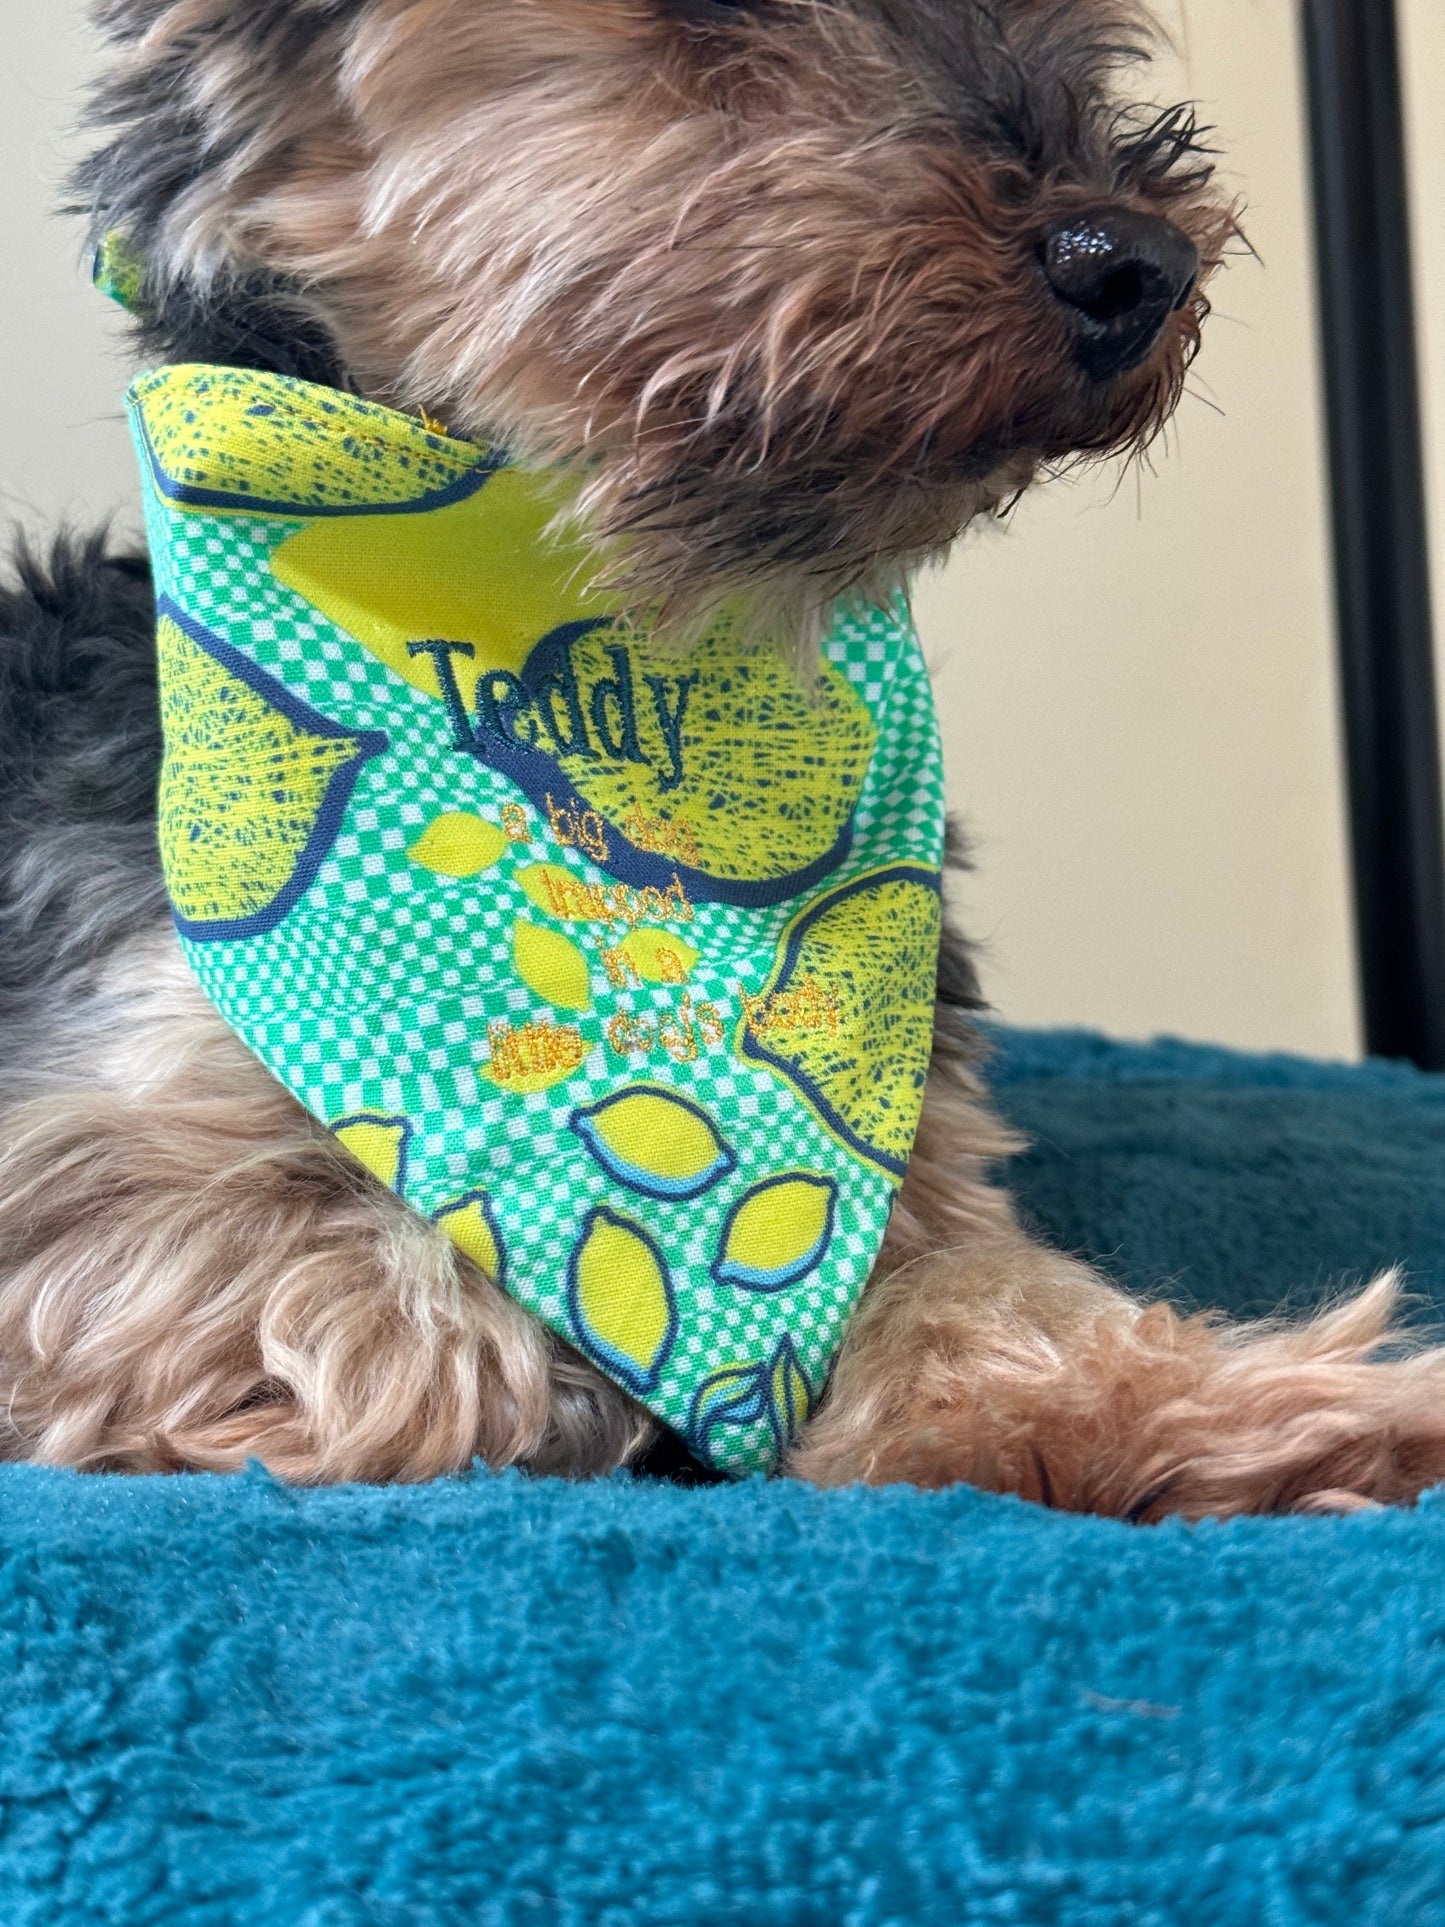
top-left (74, 0), bottom-right (364, 377)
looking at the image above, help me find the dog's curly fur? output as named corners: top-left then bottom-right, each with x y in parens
top-left (2, 0), bottom-right (1443, 1515)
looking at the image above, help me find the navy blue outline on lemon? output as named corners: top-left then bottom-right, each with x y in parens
top-left (460, 622), bottom-right (858, 910)
top-left (768, 1333), bottom-right (814, 1449)
top-left (712, 1172), bottom-right (838, 1293)
top-left (569, 1086), bottom-right (737, 1201)
top-left (740, 862), bottom-right (943, 1181)
top-left (331, 1113), bottom-right (414, 1198)
top-left (565, 1205), bottom-right (679, 1398)
top-left (432, 1188), bottom-right (508, 1289)
top-left (688, 1360), bottom-right (771, 1465)
top-left (157, 597), bottom-right (388, 943)
top-left (688, 1334), bottom-right (814, 1468)
top-left (132, 386), bottom-right (503, 517)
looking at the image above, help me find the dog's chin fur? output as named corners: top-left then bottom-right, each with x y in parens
top-left (4, 3), bottom-right (1445, 1516)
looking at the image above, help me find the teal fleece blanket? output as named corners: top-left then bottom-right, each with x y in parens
top-left (3, 1029), bottom-right (1444, 1926)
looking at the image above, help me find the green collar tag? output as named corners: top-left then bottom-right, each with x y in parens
top-left (128, 364), bottom-right (946, 1474)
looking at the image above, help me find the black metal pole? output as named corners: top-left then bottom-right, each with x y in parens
top-left (1301, 0), bottom-right (1445, 1068)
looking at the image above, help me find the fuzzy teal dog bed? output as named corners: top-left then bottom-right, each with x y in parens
top-left (3, 1028), bottom-right (1445, 1926)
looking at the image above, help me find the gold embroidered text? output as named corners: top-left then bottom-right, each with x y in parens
top-left (487, 1018), bottom-right (587, 1084)
top-left (739, 976), bottom-right (842, 1041)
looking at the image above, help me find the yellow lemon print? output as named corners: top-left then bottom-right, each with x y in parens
top-left (566, 1207), bottom-right (678, 1395)
top-left (513, 922), bottom-right (593, 1012)
top-left (770, 1336), bottom-right (814, 1446)
top-left (156, 610), bottom-right (386, 940)
top-left (687, 1336), bottom-right (813, 1465)
top-left (526, 617), bottom-right (877, 892)
top-left (713, 1174), bottom-right (838, 1292)
top-left (271, 469), bottom-right (613, 706)
top-left (434, 1192), bottom-right (506, 1285)
top-left (740, 864), bottom-right (942, 1180)
top-left (689, 1361), bottom-right (770, 1456)
top-left (407, 812), bottom-right (508, 879)
top-left (131, 365), bottom-right (495, 517)
top-left (570, 1087), bottom-right (735, 1200)
top-left (333, 1115), bottom-right (412, 1193)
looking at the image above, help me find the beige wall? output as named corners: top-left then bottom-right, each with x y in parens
top-left (3, 1), bottom-right (1439, 1059)
top-left (0, 2), bottom-right (135, 534)
top-left (917, 0), bottom-right (1362, 1057)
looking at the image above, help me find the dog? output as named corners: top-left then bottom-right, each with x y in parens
top-left (0, 0), bottom-right (1440, 1515)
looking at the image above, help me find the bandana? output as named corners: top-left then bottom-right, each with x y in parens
top-left (127, 362), bottom-right (946, 1474)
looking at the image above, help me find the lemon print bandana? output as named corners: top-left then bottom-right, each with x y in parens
top-left (128, 363), bottom-right (946, 1474)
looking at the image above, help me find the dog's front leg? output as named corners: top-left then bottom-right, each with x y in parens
top-left (789, 1046), bottom-right (1445, 1520)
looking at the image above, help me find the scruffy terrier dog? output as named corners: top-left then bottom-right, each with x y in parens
top-left (1, 0), bottom-right (1441, 1517)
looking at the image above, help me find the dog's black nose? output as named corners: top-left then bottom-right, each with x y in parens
top-left (1040, 208), bottom-right (1200, 383)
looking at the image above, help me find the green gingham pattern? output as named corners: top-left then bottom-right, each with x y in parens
top-left (131, 367), bottom-right (946, 1474)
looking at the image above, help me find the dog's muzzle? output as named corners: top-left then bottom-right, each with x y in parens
top-left (1039, 207), bottom-right (1201, 384)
